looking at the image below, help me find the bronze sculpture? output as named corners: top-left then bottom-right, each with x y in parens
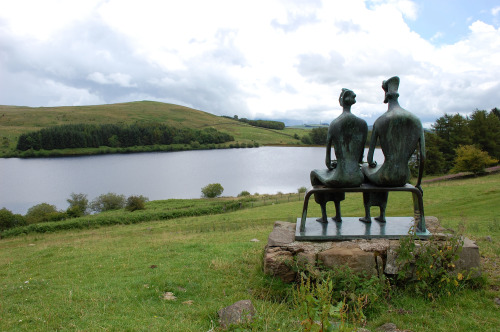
top-left (310, 88), bottom-right (368, 222)
top-left (360, 76), bottom-right (425, 222)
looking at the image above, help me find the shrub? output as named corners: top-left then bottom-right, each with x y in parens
top-left (238, 190), bottom-right (251, 197)
top-left (451, 145), bottom-right (498, 175)
top-left (297, 186), bottom-right (307, 194)
top-left (0, 208), bottom-right (26, 231)
top-left (90, 193), bottom-right (126, 212)
top-left (201, 183), bottom-right (224, 198)
top-left (26, 203), bottom-right (65, 224)
top-left (66, 193), bottom-right (89, 217)
top-left (394, 228), bottom-right (482, 299)
top-left (126, 195), bottom-right (149, 212)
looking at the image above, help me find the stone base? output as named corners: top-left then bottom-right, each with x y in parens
top-left (263, 217), bottom-right (480, 283)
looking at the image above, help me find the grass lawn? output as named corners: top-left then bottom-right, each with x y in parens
top-left (0, 174), bottom-right (499, 331)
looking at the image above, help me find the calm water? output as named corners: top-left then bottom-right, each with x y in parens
top-left (0, 147), bottom-right (383, 214)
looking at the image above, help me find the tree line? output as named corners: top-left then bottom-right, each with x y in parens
top-left (424, 108), bottom-right (500, 174)
top-left (223, 115), bottom-right (285, 130)
top-left (16, 123), bottom-right (234, 151)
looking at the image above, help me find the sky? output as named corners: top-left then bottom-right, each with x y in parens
top-left (1, 0), bottom-right (499, 127)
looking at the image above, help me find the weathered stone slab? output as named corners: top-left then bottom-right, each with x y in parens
top-left (318, 247), bottom-right (377, 276)
top-left (455, 237), bottom-right (481, 276)
top-left (263, 247), bottom-right (295, 283)
top-left (267, 221), bottom-right (296, 246)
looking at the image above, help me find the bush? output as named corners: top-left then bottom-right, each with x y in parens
top-left (451, 145), bottom-right (498, 175)
top-left (0, 208), bottom-right (26, 231)
top-left (201, 183), bottom-right (224, 198)
top-left (90, 193), bottom-right (126, 212)
top-left (26, 203), bottom-right (65, 224)
top-left (297, 186), bottom-right (307, 194)
top-left (126, 195), bottom-right (149, 212)
top-left (66, 193), bottom-right (89, 217)
top-left (394, 228), bottom-right (482, 299)
top-left (238, 190), bottom-right (251, 197)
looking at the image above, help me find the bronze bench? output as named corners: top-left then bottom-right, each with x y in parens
top-left (299, 183), bottom-right (426, 234)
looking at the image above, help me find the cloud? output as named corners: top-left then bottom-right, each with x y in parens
top-left (0, 0), bottom-right (499, 125)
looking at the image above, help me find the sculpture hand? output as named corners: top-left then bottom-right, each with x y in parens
top-left (369, 161), bottom-right (377, 168)
top-left (330, 160), bottom-right (337, 170)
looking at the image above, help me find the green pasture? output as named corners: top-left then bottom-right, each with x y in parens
top-left (0, 174), bottom-right (499, 331)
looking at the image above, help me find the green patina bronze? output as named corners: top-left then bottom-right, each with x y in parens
top-left (310, 88), bottom-right (368, 222)
top-left (362, 76), bottom-right (425, 190)
top-left (297, 77), bottom-right (429, 240)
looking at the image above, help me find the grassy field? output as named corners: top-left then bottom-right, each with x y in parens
top-left (0, 101), bottom-right (307, 156)
top-left (0, 174), bottom-right (499, 331)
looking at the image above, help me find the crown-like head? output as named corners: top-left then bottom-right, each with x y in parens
top-left (382, 76), bottom-right (400, 103)
top-left (339, 88), bottom-right (356, 107)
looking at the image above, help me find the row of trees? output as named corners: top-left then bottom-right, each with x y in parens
top-left (0, 193), bottom-right (149, 231)
top-left (224, 115), bottom-right (286, 130)
top-left (425, 109), bottom-right (500, 174)
top-left (16, 123), bottom-right (234, 151)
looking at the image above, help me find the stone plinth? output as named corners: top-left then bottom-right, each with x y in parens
top-left (263, 217), bottom-right (481, 282)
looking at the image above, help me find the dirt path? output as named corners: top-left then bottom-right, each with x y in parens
top-left (422, 165), bottom-right (500, 183)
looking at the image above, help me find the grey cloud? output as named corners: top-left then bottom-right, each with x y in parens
top-left (0, 18), bottom-right (251, 116)
top-left (296, 51), bottom-right (346, 84)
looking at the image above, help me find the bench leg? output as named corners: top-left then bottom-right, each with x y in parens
top-left (300, 190), bottom-right (314, 232)
top-left (412, 191), bottom-right (426, 233)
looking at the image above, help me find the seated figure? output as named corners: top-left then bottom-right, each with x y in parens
top-left (310, 88), bottom-right (368, 222)
top-left (360, 76), bottom-right (425, 222)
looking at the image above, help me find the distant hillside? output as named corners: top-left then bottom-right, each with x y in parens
top-left (0, 101), bottom-right (307, 156)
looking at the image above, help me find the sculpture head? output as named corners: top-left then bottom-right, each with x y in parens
top-left (382, 76), bottom-right (400, 103)
top-left (339, 88), bottom-right (356, 107)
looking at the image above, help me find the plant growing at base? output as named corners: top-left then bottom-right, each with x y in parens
top-left (201, 183), bottom-right (224, 198)
top-left (394, 227), bottom-right (483, 299)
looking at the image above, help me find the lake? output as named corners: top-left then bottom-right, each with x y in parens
top-left (0, 147), bottom-right (384, 214)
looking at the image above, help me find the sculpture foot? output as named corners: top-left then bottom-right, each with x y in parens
top-left (316, 217), bottom-right (328, 223)
top-left (359, 217), bottom-right (371, 223)
top-left (374, 216), bottom-right (386, 223)
top-left (331, 216), bottom-right (342, 222)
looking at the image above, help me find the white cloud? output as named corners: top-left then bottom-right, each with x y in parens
top-left (88, 72), bottom-right (137, 87)
top-left (0, 0), bottom-right (499, 124)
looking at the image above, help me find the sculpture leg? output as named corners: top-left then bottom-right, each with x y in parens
top-left (332, 199), bottom-right (342, 222)
top-left (359, 192), bottom-right (372, 223)
top-left (374, 192), bottom-right (388, 223)
top-left (316, 202), bottom-right (328, 223)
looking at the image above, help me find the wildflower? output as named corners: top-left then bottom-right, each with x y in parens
top-left (453, 279), bottom-right (459, 287)
top-left (457, 273), bottom-right (463, 280)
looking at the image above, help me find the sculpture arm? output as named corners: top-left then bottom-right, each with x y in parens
top-left (367, 128), bottom-right (378, 167)
top-left (325, 137), bottom-right (334, 170)
top-left (416, 130), bottom-right (426, 194)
